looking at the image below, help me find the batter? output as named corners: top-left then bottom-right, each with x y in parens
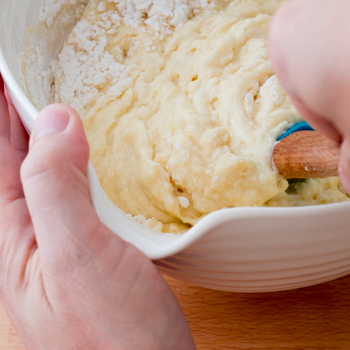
top-left (53, 0), bottom-right (349, 233)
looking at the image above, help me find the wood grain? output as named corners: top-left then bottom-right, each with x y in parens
top-left (1, 275), bottom-right (350, 349)
top-left (273, 131), bottom-right (340, 179)
top-left (167, 275), bottom-right (350, 350)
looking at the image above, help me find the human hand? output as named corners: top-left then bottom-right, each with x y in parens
top-left (268, 0), bottom-right (350, 193)
top-left (0, 76), bottom-right (195, 350)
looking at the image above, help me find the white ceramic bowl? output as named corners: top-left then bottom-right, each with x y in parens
top-left (1, 0), bottom-right (350, 292)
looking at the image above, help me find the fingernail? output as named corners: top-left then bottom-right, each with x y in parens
top-left (33, 108), bottom-right (70, 143)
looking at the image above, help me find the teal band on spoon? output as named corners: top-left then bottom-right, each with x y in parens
top-left (277, 121), bottom-right (314, 141)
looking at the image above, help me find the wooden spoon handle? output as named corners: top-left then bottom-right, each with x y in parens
top-left (272, 131), bottom-right (341, 179)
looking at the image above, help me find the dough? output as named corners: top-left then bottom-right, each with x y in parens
top-left (53, 0), bottom-right (349, 233)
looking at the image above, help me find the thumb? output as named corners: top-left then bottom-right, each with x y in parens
top-left (21, 104), bottom-right (121, 269)
top-left (28, 103), bottom-right (89, 178)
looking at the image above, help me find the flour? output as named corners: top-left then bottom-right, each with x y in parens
top-left (104, 0), bottom-right (217, 35)
top-left (53, 0), bottom-right (218, 117)
top-left (21, 0), bottom-right (349, 235)
top-left (22, 0), bottom-right (89, 110)
top-left (39, 0), bottom-right (70, 26)
top-left (39, 0), bottom-right (85, 26)
top-left (54, 14), bottom-right (134, 115)
top-left (127, 214), bottom-right (164, 232)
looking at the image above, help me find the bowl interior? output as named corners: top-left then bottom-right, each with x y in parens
top-left (1, 0), bottom-right (350, 271)
top-left (0, 0), bottom-right (87, 131)
top-left (0, 0), bottom-right (200, 259)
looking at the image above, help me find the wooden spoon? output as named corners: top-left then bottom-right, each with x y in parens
top-left (272, 131), bottom-right (341, 179)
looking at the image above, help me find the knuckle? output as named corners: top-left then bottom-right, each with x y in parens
top-left (20, 141), bottom-right (70, 191)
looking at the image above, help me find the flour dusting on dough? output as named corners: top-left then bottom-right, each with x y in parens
top-left (50, 0), bottom-right (349, 233)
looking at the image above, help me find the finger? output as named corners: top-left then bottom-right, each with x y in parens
top-left (0, 76), bottom-right (10, 137)
top-left (339, 139), bottom-right (350, 194)
top-left (0, 77), bottom-right (32, 295)
top-left (21, 104), bottom-right (120, 270)
top-left (269, 0), bottom-right (350, 192)
top-left (5, 87), bottom-right (29, 161)
top-left (269, 0), bottom-right (350, 132)
top-left (289, 95), bottom-right (343, 143)
top-left (0, 81), bottom-right (24, 207)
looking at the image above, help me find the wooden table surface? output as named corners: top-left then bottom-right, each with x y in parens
top-left (1, 274), bottom-right (350, 349)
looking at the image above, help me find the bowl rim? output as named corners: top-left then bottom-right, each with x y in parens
top-left (0, 48), bottom-right (38, 131)
top-left (2, 42), bottom-right (350, 261)
top-left (89, 159), bottom-right (350, 260)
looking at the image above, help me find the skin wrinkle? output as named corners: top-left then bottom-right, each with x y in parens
top-left (0, 211), bottom-right (26, 262)
top-left (64, 231), bottom-right (109, 286)
top-left (0, 175), bottom-right (22, 207)
top-left (43, 219), bottom-right (98, 271)
top-left (89, 226), bottom-right (126, 280)
top-left (38, 215), bottom-right (120, 299)
top-left (47, 204), bottom-right (102, 262)
top-left (101, 244), bottom-right (142, 303)
top-left (0, 187), bottom-right (26, 209)
top-left (21, 240), bottom-right (39, 293)
top-left (22, 164), bottom-right (90, 211)
top-left (0, 129), bottom-right (11, 143)
top-left (37, 270), bottom-right (54, 314)
top-left (116, 249), bottom-right (145, 308)
top-left (41, 221), bottom-right (89, 270)
top-left (12, 146), bottom-right (28, 163)
top-left (68, 165), bottom-right (92, 202)
top-left (22, 142), bottom-right (87, 178)
top-left (0, 205), bottom-right (31, 271)
top-left (10, 225), bottom-right (36, 288)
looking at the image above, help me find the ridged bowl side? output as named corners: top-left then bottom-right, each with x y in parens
top-left (155, 205), bottom-right (350, 292)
